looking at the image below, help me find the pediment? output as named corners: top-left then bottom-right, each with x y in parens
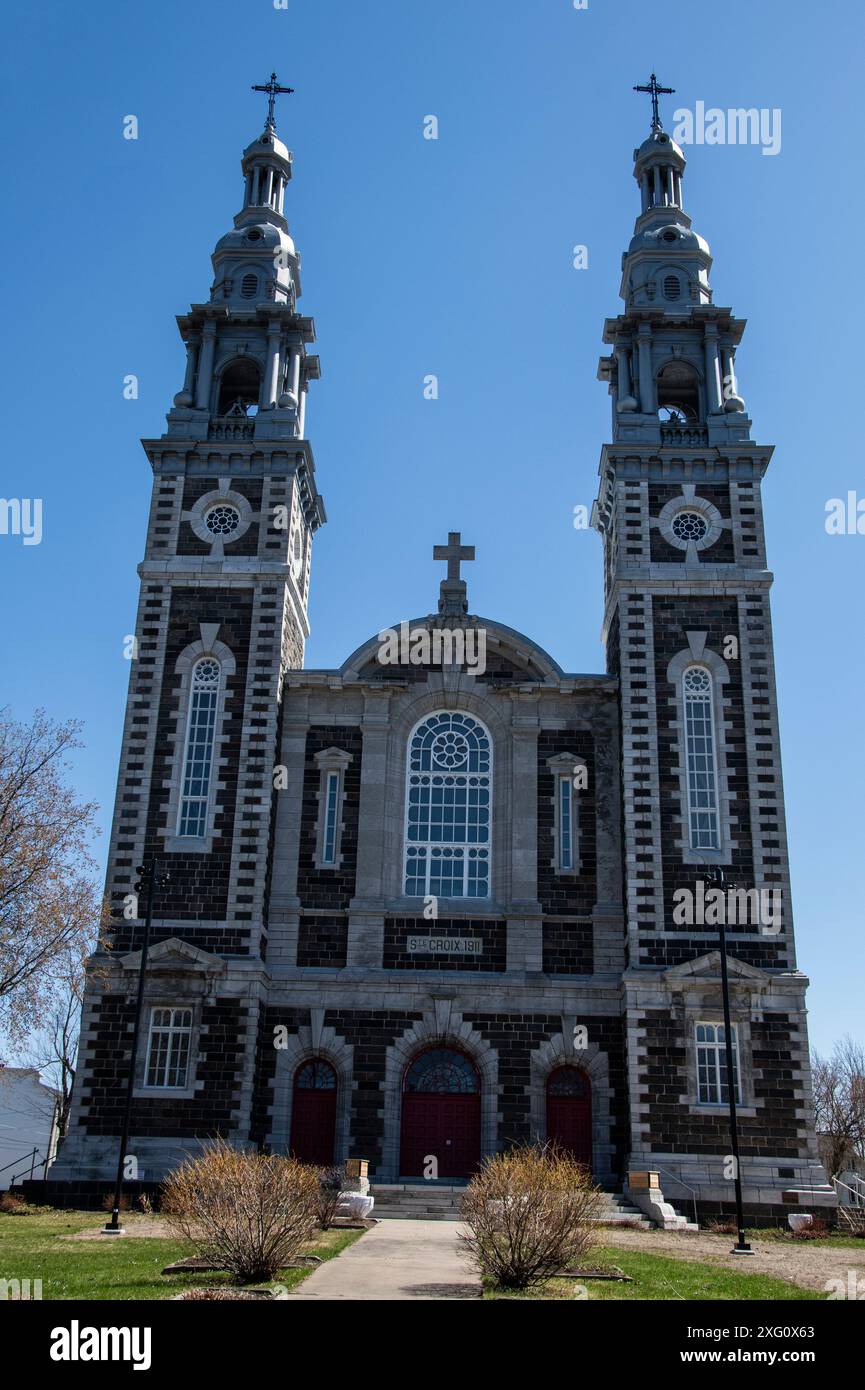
top-left (119, 936), bottom-right (226, 975)
top-left (663, 951), bottom-right (771, 987)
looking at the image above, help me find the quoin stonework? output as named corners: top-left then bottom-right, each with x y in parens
top-left (46, 86), bottom-right (833, 1225)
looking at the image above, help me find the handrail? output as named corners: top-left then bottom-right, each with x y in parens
top-left (833, 1175), bottom-right (865, 1207)
top-left (643, 1164), bottom-right (699, 1228)
top-left (0, 1147), bottom-right (40, 1176)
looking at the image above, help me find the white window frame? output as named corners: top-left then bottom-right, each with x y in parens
top-left (695, 1021), bottom-right (741, 1106)
top-left (144, 1007), bottom-right (194, 1090)
top-left (403, 711), bottom-right (492, 900)
top-left (177, 657), bottom-right (222, 839)
top-left (313, 747), bottom-right (353, 871)
top-left (546, 752), bottom-right (583, 875)
top-left (163, 633), bottom-right (235, 856)
top-left (683, 665), bottom-right (721, 851)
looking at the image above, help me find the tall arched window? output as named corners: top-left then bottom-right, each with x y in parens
top-left (683, 666), bottom-right (720, 849)
top-left (404, 712), bottom-right (491, 898)
top-left (177, 657), bottom-right (221, 838)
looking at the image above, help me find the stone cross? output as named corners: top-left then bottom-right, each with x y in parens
top-left (433, 531), bottom-right (475, 617)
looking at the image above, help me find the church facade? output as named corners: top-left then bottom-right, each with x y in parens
top-left (52, 90), bottom-right (831, 1220)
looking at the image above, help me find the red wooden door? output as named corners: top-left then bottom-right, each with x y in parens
top-left (290, 1059), bottom-right (337, 1166)
top-left (546, 1067), bottom-right (592, 1169)
top-left (400, 1048), bottom-right (481, 1179)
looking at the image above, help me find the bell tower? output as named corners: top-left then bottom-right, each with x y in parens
top-left (51, 80), bottom-right (328, 1183)
top-left (108, 75), bottom-right (325, 960)
top-left (593, 79), bottom-right (826, 1210)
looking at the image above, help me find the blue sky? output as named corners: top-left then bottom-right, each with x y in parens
top-left (1, 0), bottom-right (861, 1054)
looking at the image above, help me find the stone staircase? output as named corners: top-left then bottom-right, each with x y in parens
top-left (370, 1184), bottom-right (465, 1220)
top-left (369, 1184), bottom-right (653, 1227)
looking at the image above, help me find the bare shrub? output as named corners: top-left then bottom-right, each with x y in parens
top-left (315, 1165), bottom-right (347, 1230)
top-left (707, 1217), bottom-right (737, 1235)
top-left (0, 1192), bottom-right (28, 1214)
top-left (161, 1139), bottom-right (319, 1284)
top-left (100, 1191), bottom-right (130, 1213)
top-left (459, 1144), bottom-right (601, 1290)
top-left (791, 1216), bottom-right (831, 1240)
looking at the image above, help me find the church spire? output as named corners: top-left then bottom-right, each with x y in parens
top-left (166, 80), bottom-right (320, 443)
top-left (631, 73), bottom-right (687, 219)
top-left (595, 76), bottom-right (749, 444)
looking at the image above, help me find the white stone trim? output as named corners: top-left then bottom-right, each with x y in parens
top-left (313, 747), bottom-right (353, 872)
top-left (528, 1024), bottom-right (615, 1186)
top-left (379, 1002), bottom-right (498, 1182)
top-left (666, 642), bottom-right (735, 867)
top-left (184, 477), bottom-right (256, 558)
top-left (545, 752), bottom-right (582, 876)
top-left (652, 483), bottom-right (730, 561)
top-left (162, 629), bottom-right (236, 855)
top-left (268, 1009), bottom-right (354, 1163)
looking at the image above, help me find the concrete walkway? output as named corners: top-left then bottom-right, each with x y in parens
top-left (290, 1219), bottom-right (482, 1300)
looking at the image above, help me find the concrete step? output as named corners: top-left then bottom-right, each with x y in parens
top-left (369, 1184), bottom-right (654, 1228)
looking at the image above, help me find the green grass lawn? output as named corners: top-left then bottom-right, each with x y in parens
top-left (0, 1209), bottom-right (364, 1300)
top-left (743, 1227), bottom-right (865, 1250)
top-left (483, 1244), bottom-right (826, 1301)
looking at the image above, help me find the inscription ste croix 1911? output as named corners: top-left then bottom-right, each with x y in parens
top-left (407, 936), bottom-right (483, 956)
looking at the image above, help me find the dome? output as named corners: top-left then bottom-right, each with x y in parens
top-left (242, 127), bottom-right (292, 167)
top-left (341, 615), bottom-right (566, 684)
top-left (627, 223), bottom-right (710, 257)
top-left (213, 223), bottom-right (296, 259)
top-left (634, 129), bottom-right (686, 169)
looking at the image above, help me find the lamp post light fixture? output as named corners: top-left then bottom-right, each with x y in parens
top-left (707, 863), bottom-right (754, 1256)
top-left (102, 857), bottom-right (170, 1235)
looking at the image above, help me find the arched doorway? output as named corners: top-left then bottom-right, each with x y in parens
top-left (290, 1059), bottom-right (337, 1165)
top-left (400, 1047), bottom-right (481, 1179)
top-left (546, 1067), bottom-right (592, 1169)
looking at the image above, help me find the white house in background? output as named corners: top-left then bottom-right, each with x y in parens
top-left (0, 1068), bottom-right (60, 1190)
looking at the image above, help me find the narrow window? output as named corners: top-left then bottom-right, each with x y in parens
top-left (322, 771), bottom-right (340, 866)
top-left (696, 1022), bottom-right (741, 1105)
top-left (178, 657), bottom-right (220, 838)
top-left (683, 665), bottom-right (720, 850)
top-left (559, 776), bottom-right (574, 871)
top-left (145, 1008), bottom-right (193, 1089)
top-left (240, 272), bottom-right (258, 299)
top-left (547, 753), bottom-right (581, 874)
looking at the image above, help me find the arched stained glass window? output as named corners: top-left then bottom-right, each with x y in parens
top-left (177, 657), bottom-right (221, 838)
top-left (295, 1059), bottom-right (337, 1091)
top-left (404, 1048), bottom-right (480, 1094)
top-left (404, 712), bottom-right (491, 898)
top-left (547, 1067), bottom-right (589, 1099)
top-left (683, 665), bottom-right (720, 850)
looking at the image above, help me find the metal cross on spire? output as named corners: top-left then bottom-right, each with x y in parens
top-left (251, 72), bottom-right (295, 129)
top-left (633, 72), bottom-right (675, 132)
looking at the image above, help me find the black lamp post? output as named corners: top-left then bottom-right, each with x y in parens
top-left (103, 857), bottom-right (169, 1234)
top-left (708, 864), bottom-right (753, 1256)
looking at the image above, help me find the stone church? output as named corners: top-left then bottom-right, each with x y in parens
top-left (51, 85), bottom-right (831, 1220)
